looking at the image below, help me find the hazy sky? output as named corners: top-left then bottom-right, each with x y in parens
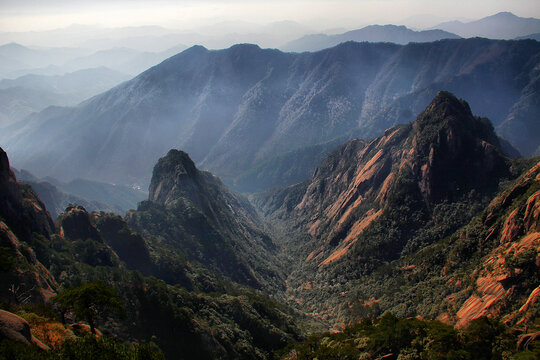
top-left (1, 0), bottom-right (539, 32)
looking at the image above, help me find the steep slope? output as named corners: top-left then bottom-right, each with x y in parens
top-left (254, 92), bottom-right (525, 323)
top-left (3, 39), bottom-right (540, 191)
top-left (0, 147), bottom-right (57, 304)
top-left (234, 137), bottom-right (348, 193)
top-left (447, 160), bottom-right (540, 327)
top-left (326, 156), bottom-right (540, 330)
top-left (0, 147), bottom-right (305, 359)
top-left (126, 149), bottom-right (284, 291)
top-left (281, 24), bottom-right (460, 52)
top-left (0, 87), bottom-right (64, 127)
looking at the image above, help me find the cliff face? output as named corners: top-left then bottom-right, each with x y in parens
top-left (0, 147), bottom-right (57, 304)
top-left (128, 150), bottom-right (284, 291)
top-left (0, 148), bottom-right (55, 242)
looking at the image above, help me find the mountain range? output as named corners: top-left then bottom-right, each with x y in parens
top-left (0, 67), bottom-right (129, 126)
top-left (0, 22), bottom-right (313, 54)
top-left (0, 146), bottom-right (305, 359)
top-left (1, 89), bottom-right (539, 358)
top-left (0, 42), bottom-right (187, 79)
top-left (1, 11), bottom-right (540, 358)
top-left (2, 38), bottom-right (539, 193)
top-left (281, 24), bottom-right (460, 52)
top-left (1, 91), bottom-right (538, 358)
top-left (433, 11), bottom-right (540, 39)
top-left (282, 12), bottom-right (540, 53)
top-left (12, 168), bottom-right (146, 217)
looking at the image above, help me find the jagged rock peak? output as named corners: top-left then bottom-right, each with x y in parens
top-left (411, 90), bottom-right (500, 148)
top-left (416, 91), bottom-right (473, 125)
top-left (407, 91), bottom-right (507, 204)
top-left (148, 149), bottom-right (202, 206)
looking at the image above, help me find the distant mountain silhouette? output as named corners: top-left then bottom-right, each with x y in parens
top-left (515, 32), bottom-right (540, 41)
top-left (281, 24), bottom-right (460, 52)
top-left (0, 67), bottom-right (129, 126)
top-left (433, 12), bottom-right (540, 39)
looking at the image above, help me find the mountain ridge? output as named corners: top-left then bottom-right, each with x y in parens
top-left (433, 11), bottom-right (540, 39)
top-left (2, 38), bottom-right (539, 193)
top-left (281, 24), bottom-right (460, 52)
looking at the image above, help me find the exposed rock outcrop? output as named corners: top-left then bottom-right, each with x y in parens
top-left (451, 160), bottom-right (540, 327)
top-left (0, 148), bottom-right (54, 244)
top-left (0, 309), bottom-right (49, 350)
top-left (0, 147), bottom-right (57, 304)
top-left (59, 205), bottom-right (120, 267)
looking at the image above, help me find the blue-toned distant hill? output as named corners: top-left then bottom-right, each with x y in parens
top-left (13, 168), bottom-right (146, 217)
top-left (433, 12), bottom-right (540, 39)
top-left (516, 32), bottom-right (540, 41)
top-left (0, 67), bottom-right (129, 126)
top-left (2, 38), bottom-right (539, 192)
top-left (280, 24), bottom-right (460, 52)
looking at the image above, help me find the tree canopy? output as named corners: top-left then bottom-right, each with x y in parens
top-left (52, 281), bottom-right (124, 334)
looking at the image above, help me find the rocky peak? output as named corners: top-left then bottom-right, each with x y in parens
top-left (129, 148), bottom-right (282, 290)
top-left (265, 92), bottom-right (514, 268)
top-left (407, 91), bottom-right (508, 205)
top-left (148, 150), bottom-right (201, 207)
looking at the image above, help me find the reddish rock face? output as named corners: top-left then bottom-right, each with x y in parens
top-left (451, 160), bottom-right (540, 327)
top-left (269, 91), bottom-right (511, 268)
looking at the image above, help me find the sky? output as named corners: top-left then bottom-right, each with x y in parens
top-left (1, 0), bottom-right (539, 32)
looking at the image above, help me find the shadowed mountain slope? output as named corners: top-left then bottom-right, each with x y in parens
top-left (0, 147), bottom-right (57, 304)
top-left (126, 149), bottom-right (285, 291)
top-left (0, 147), bottom-right (306, 359)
